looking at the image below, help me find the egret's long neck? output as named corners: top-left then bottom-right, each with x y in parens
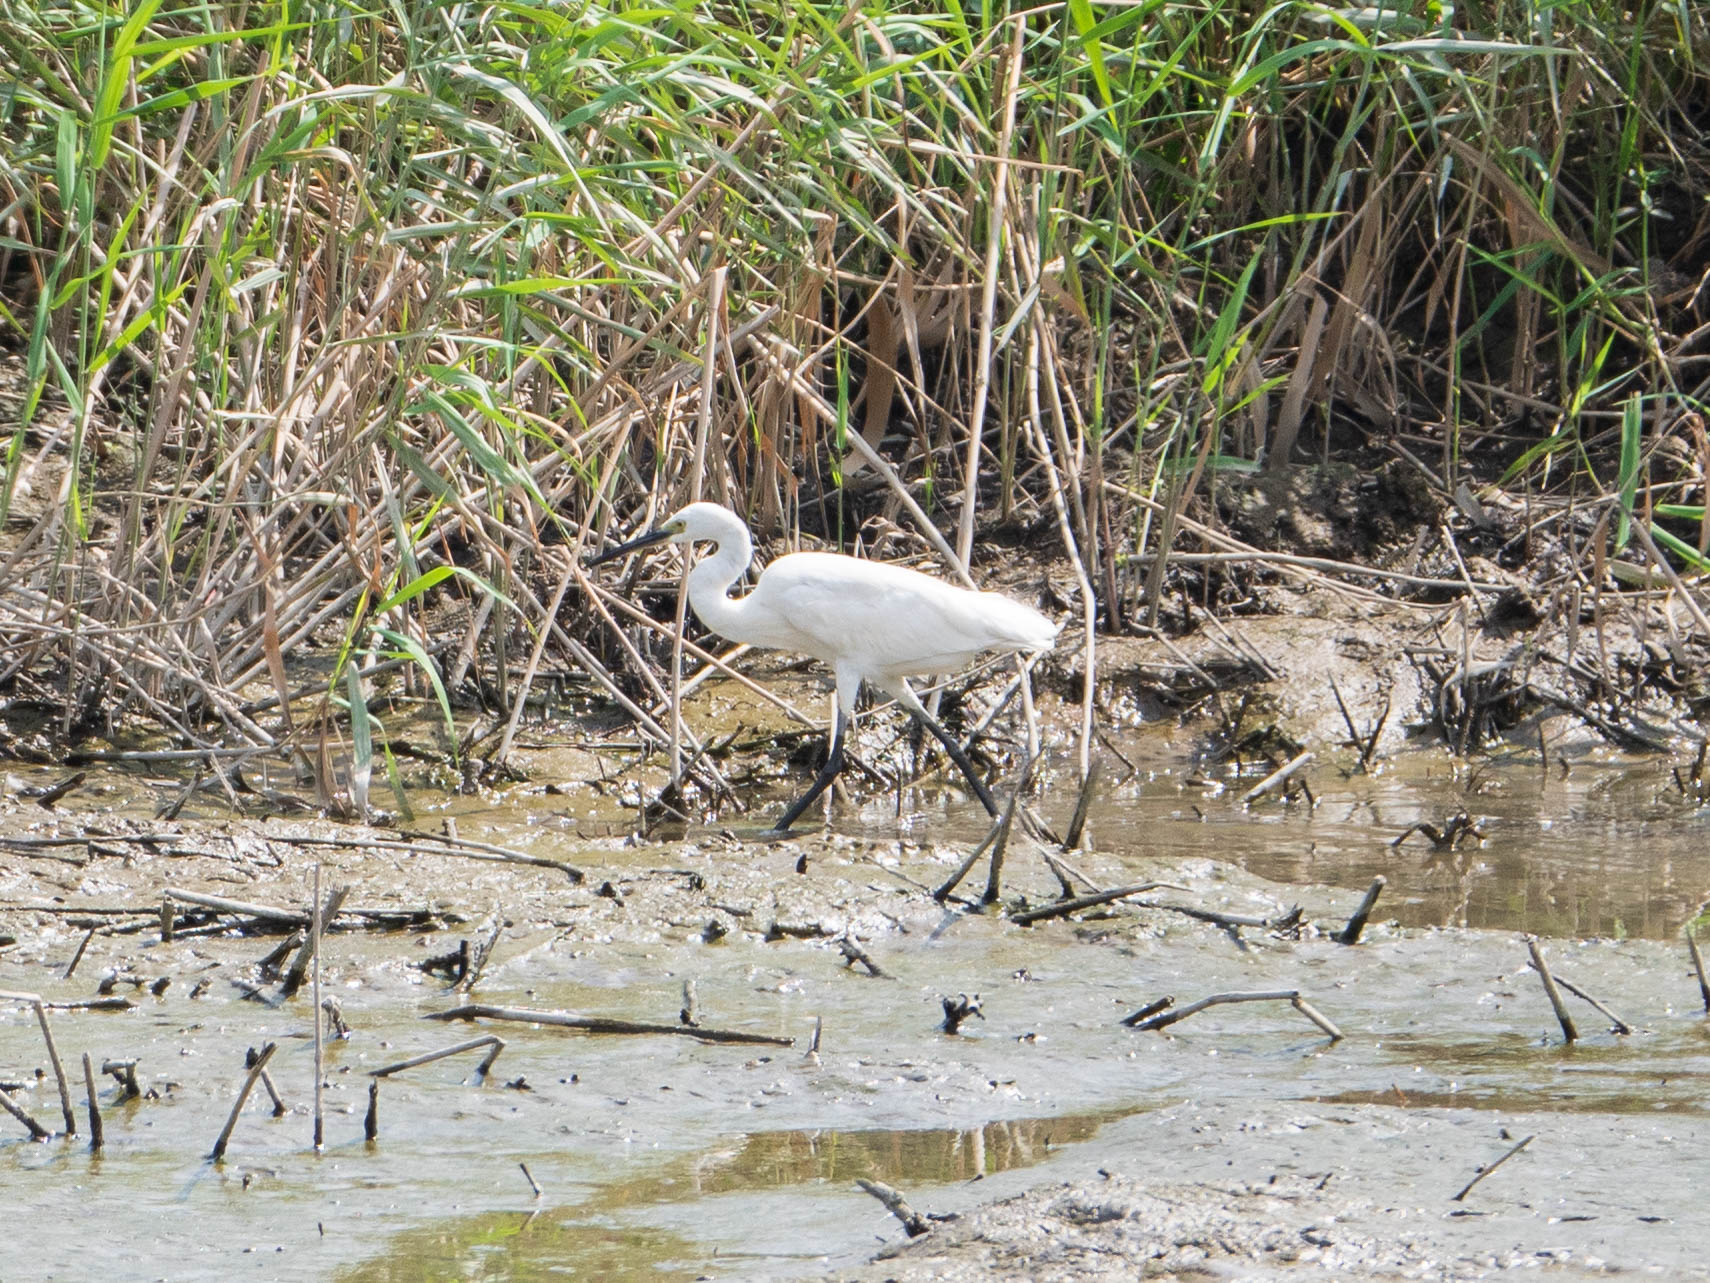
top-left (684, 527), bottom-right (754, 642)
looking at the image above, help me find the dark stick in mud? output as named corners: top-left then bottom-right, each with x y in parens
top-left (837, 935), bottom-right (887, 978)
top-left (1526, 965), bottom-right (1634, 1035)
top-left (257, 931), bottom-right (304, 978)
top-left (940, 993), bottom-right (983, 1034)
top-left (364, 1079), bottom-right (379, 1141)
top-left (933, 806), bottom-right (1009, 902)
top-left (1524, 936), bottom-right (1578, 1043)
top-left (259, 1066), bottom-right (289, 1116)
top-left (520, 1162), bottom-right (544, 1199)
top-left (1144, 902), bottom-right (1273, 930)
top-left (1009, 882), bottom-right (1167, 926)
top-left (856, 1177), bottom-right (931, 1237)
top-left (1062, 759), bottom-right (1101, 850)
top-left (312, 865), bottom-right (325, 1152)
top-left (981, 783), bottom-right (1025, 905)
top-left (82, 1053), bottom-right (102, 1151)
top-left (46, 996), bottom-right (134, 1012)
top-left (1120, 997), bottom-right (1173, 1027)
top-left (370, 1036), bottom-right (507, 1081)
top-left (1336, 877), bottom-right (1386, 945)
top-left (103, 1059), bottom-right (140, 1100)
top-left (458, 917), bottom-right (505, 993)
top-left (679, 979), bottom-right (699, 1025)
top-left (1686, 926), bottom-right (1710, 1013)
top-left (210, 1042), bottom-right (278, 1161)
top-left (1239, 750), bottom-right (1313, 805)
top-left (427, 1004), bottom-right (794, 1047)
top-left (64, 927), bottom-right (95, 980)
top-left (0, 1084), bottom-right (50, 1140)
top-left (1040, 847), bottom-right (1101, 897)
top-left (284, 882), bottom-right (348, 1000)
top-left (1452, 1133), bottom-right (1535, 1202)
top-left (1128, 989), bottom-right (1342, 1040)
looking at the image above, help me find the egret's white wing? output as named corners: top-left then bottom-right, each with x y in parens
top-left (747, 553), bottom-right (1054, 678)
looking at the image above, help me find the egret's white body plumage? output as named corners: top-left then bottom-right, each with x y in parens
top-left (595, 501), bottom-right (1058, 830)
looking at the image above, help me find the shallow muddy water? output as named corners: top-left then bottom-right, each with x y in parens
top-left (4, 735), bottom-right (1710, 1280)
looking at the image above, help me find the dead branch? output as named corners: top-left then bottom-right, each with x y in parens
top-left (1127, 989), bottom-right (1342, 1040)
top-left (1010, 882), bottom-right (1169, 926)
top-left (856, 1178), bottom-right (931, 1236)
top-left (370, 1035), bottom-right (507, 1082)
top-left (426, 1003), bottom-right (793, 1046)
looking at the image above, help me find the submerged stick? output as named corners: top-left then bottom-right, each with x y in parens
top-left (364, 1079), bottom-right (379, 1141)
top-left (1239, 750), bottom-right (1313, 805)
top-left (1687, 926), bottom-right (1710, 1013)
top-left (1524, 936), bottom-right (1578, 1043)
top-left (856, 1177), bottom-right (931, 1237)
top-left (426, 1004), bottom-right (793, 1047)
top-left (1010, 882), bottom-right (1166, 926)
top-left (209, 1042), bottom-right (278, 1161)
top-left (369, 1036), bottom-right (507, 1082)
top-left (82, 1053), bottom-right (102, 1151)
top-left (1451, 1134), bottom-right (1535, 1202)
top-left (1335, 877), bottom-right (1386, 945)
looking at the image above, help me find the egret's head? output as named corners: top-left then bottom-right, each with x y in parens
top-left (587, 501), bottom-right (742, 565)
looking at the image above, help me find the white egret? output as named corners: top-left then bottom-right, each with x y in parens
top-left (590, 502), bottom-right (1058, 832)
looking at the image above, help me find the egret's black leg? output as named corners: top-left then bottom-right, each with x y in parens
top-left (769, 706), bottom-right (849, 833)
top-left (910, 707), bottom-right (1000, 817)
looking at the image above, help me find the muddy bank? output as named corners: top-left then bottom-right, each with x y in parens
top-left (4, 727), bottom-right (1710, 1280)
top-left (828, 1096), bottom-right (1710, 1281)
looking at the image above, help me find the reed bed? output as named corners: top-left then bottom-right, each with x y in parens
top-left (0, 0), bottom-right (1706, 797)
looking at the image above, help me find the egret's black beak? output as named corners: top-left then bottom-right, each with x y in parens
top-left (587, 525), bottom-right (673, 567)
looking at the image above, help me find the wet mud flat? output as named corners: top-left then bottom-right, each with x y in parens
top-left (3, 744), bottom-right (1710, 1281)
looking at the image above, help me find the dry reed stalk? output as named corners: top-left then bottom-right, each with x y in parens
top-left (311, 864), bottom-right (325, 1151)
top-left (957, 18), bottom-right (1027, 571)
